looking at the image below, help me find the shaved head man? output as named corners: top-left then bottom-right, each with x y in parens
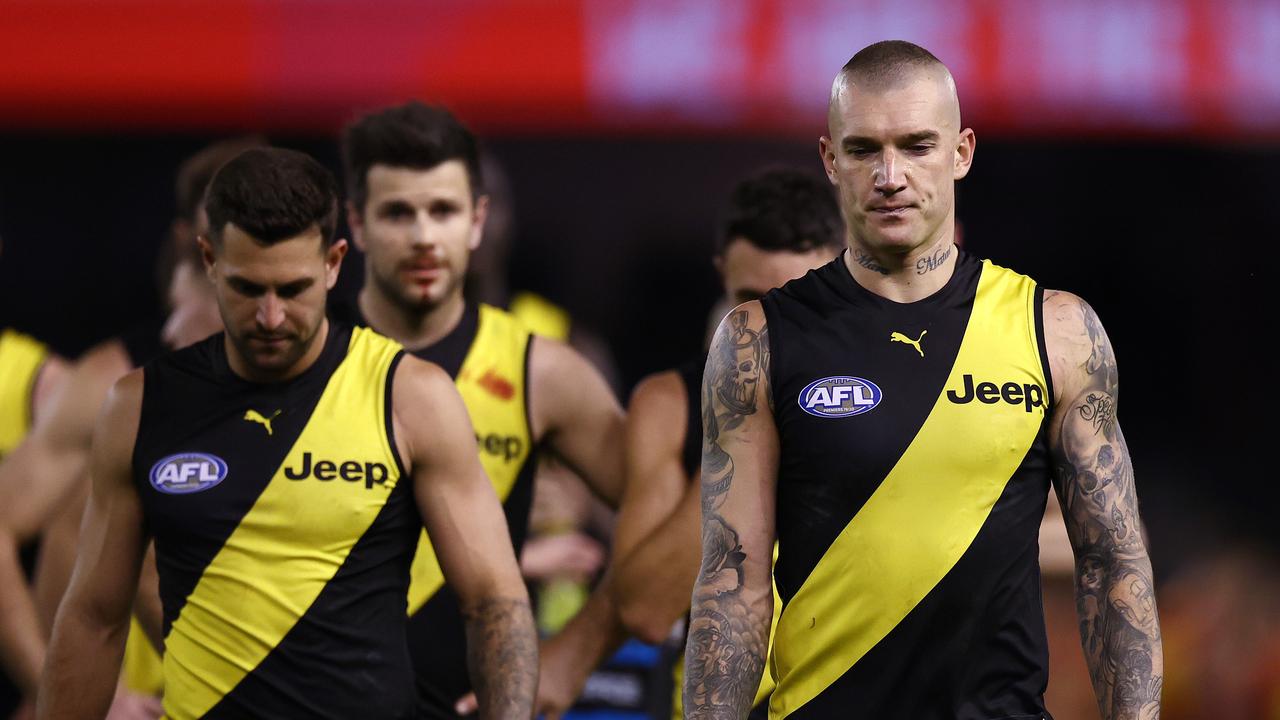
top-left (683, 40), bottom-right (1162, 720)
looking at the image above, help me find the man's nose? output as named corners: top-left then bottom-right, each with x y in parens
top-left (257, 293), bottom-right (286, 330)
top-left (408, 211), bottom-right (436, 248)
top-left (873, 149), bottom-right (907, 194)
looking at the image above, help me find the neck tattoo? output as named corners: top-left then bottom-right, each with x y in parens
top-left (853, 248), bottom-right (890, 276)
top-left (916, 243), bottom-right (953, 275)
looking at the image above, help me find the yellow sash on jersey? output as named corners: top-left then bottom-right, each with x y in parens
top-left (122, 617), bottom-right (164, 695)
top-left (769, 262), bottom-right (1049, 718)
top-left (162, 328), bottom-right (404, 720)
top-left (0, 328), bottom-right (49, 457)
top-left (407, 304), bottom-right (533, 614)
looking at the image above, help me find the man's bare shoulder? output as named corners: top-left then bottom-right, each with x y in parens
top-left (390, 354), bottom-right (458, 408)
top-left (103, 368), bottom-right (145, 415)
top-left (91, 367), bottom-right (145, 464)
top-left (626, 370), bottom-right (689, 454)
top-left (715, 300), bottom-right (767, 330)
top-left (629, 370), bottom-right (686, 422)
top-left (1041, 289), bottom-right (1116, 403)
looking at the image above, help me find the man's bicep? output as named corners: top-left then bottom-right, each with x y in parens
top-left (613, 373), bottom-right (690, 557)
top-left (1044, 292), bottom-right (1143, 553)
top-left (698, 303), bottom-right (777, 582)
top-left (65, 374), bottom-right (148, 622)
top-left (532, 337), bottom-right (626, 506)
top-left (400, 361), bottom-right (523, 601)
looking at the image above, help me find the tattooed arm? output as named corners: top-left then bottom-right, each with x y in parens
top-left (1044, 291), bottom-right (1162, 720)
top-left (683, 304), bottom-right (778, 720)
top-left (397, 357), bottom-right (537, 719)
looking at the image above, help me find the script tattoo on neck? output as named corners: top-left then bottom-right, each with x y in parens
top-left (1051, 295), bottom-right (1163, 720)
top-left (916, 243), bottom-right (953, 275)
top-left (684, 309), bottom-right (770, 720)
top-left (853, 248), bottom-right (890, 275)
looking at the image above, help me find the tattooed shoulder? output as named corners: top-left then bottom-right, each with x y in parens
top-left (1043, 290), bottom-right (1117, 404)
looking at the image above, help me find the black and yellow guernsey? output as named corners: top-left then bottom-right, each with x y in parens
top-left (759, 250), bottom-right (1054, 720)
top-left (331, 300), bottom-right (537, 719)
top-left (133, 323), bottom-right (419, 720)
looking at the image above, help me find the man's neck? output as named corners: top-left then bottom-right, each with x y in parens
top-left (844, 227), bottom-right (958, 304)
top-left (226, 318), bottom-right (329, 384)
top-left (357, 282), bottom-right (466, 352)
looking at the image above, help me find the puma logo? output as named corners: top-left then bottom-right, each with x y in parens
top-left (244, 409), bottom-right (281, 436)
top-left (890, 330), bottom-right (927, 357)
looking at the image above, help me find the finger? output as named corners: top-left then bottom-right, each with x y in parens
top-left (454, 692), bottom-right (478, 716)
top-left (140, 695), bottom-right (164, 718)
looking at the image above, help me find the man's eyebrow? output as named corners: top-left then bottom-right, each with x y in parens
top-left (900, 130), bottom-right (940, 145)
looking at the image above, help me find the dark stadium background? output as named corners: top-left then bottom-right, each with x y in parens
top-left (1, 1), bottom-right (1276, 717)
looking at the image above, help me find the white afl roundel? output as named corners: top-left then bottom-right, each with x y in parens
top-left (798, 376), bottom-right (883, 418)
top-left (149, 453), bottom-right (228, 494)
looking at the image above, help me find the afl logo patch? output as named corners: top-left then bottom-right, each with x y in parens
top-left (798, 376), bottom-right (883, 418)
top-left (149, 453), bottom-right (228, 494)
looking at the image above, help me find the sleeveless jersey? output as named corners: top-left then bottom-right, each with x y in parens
top-left (134, 324), bottom-right (418, 720)
top-left (0, 328), bottom-right (49, 458)
top-left (760, 251), bottom-right (1054, 720)
top-left (330, 299), bottom-right (537, 718)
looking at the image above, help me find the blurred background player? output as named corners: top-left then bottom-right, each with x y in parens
top-left (0, 139), bottom-right (251, 719)
top-left (337, 101), bottom-right (625, 719)
top-left (0, 238), bottom-right (68, 719)
top-left (611, 167), bottom-right (843, 719)
top-left (39, 147), bottom-right (537, 719)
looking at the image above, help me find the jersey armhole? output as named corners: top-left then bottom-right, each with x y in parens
top-left (1032, 285), bottom-right (1056, 419)
top-left (759, 296), bottom-right (782, 416)
top-left (384, 350), bottom-right (410, 479)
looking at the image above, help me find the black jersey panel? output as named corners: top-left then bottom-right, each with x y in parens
top-left (205, 477), bottom-right (420, 720)
top-left (761, 253), bottom-right (981, 603)
top-left (134, 324), bottom-right (351, 636)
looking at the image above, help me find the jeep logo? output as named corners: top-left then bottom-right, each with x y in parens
top-left (946, 374), bottom-right (1045, 413)
top-left (476, 433), bottom-right (523, 462)
top-left (283, 452), bottom-right (389, 489)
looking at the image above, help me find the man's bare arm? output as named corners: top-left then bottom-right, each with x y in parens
top-left (37, 370), bottom-right (148, 719)
top-left (1045, 291), bottom-right (1162, 720)
top-left (529, 336), bottom-right (626, 507)
top-left (397, 357), bottom-right (537, 720)
top-left (612, 372), bottom-right (703, 643)
top-left (0, 341), bottom-right (130, 695)
top-left (684, 304), bottom-right (777, 720)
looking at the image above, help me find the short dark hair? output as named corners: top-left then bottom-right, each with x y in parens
top-left (341, 101), bottom-right (482, 211)
top-left (204, 147), bottom-right (339, 248)
top-left (841, 40), bottom-right (945, 87)
top-left (718, 168), bottom-right (844, 255)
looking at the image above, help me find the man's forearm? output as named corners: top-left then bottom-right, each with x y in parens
top-left (37, 602), bottom-right (128, 719)
top-left (463, 596), bottom-right (538, 720)
top-left (614, 483), bottom-right (701, 643)
top-left (682, 519), bottom-right (772, 720)
top-left (1075, 542), bottom-right (1163, 720)
top-left (0, 534), bottom-right (47, 696)
top-left (546, 571), bottom-right (631, 683)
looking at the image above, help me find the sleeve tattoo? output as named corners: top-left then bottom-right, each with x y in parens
top-left (1053, 299), bottom-right (1163, 720)
top-left (463, 597), bottom-right (538, 720)
top-left (683, 310), bottom-right (770, 720)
